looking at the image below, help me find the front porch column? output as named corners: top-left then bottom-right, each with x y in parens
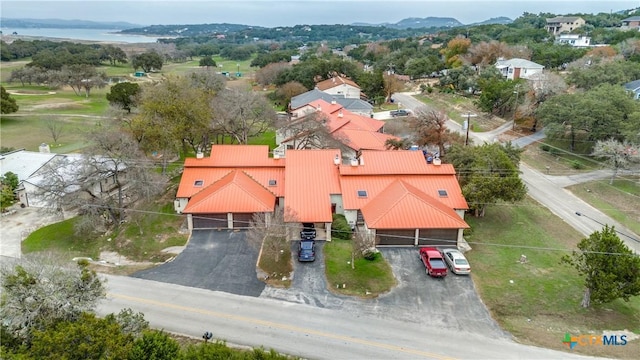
top-left (187, 214), bottom-right (193, 232)
top-left (414, 229), bottom-right (419, 246)
top-left (227, 213), bottom-right (233, 228)
top-left (325, 222), bottom-right (332, 241)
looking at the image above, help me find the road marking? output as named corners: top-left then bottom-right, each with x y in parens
top-left (109, 293), bottom-right (457, 360)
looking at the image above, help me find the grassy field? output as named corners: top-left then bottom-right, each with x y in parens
top-left (465, 197), bottom-right (640, 359)
top-left (324, 239), bottom-right (396, 297)
top-left (415, 92), bottom-right (504, 132)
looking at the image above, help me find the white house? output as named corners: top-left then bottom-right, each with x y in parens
top-left (556, 34), bottom-right (591, 47)
top-left (315, 76), bottom-right (361, 99)
top-left (495, 58), bottom-right (544, 80)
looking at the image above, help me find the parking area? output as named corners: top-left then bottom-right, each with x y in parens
top-left (132, 230), bottom-right (265, 297)
top-left (262, 246), bottom-right (506, 337)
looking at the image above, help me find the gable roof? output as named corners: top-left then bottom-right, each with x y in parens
top-left (290, 89), bottom-right (373, 113)
top-left (177, 167), bottom-right (285, 198)
top-left (623, 16), bottom-right (640, 22)
top-left (624, 79), bottom-right (640, 92)
top-left (361, 180), bottom-right (469, 229)
top-left (495, 58), bottom-right (544, 70)
top-left (339, 150), bottom-right (453, 175)
top-left (315, 76), bottom-right (360, 91)
top-left (284, 149), bottom-right (342, 222)
top-left (183, 170), bottom-right (275, 213)
top-left (546, 16), bottom-right (582, 23)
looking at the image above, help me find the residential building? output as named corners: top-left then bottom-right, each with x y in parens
top-left (624, 79), bottom-right (640, 100)
top-left (175, 145), bottom-right (470, 247)
top-left (545, 16), bottom-right (585, 35)
top-left (315, 76), bottom-right (361, 99)
top-left (290, 88), bottom-right (373, 117)
top-left (555, 34), bottom-right (591, 47)
top-left (621, 16), bottom-right (640, 30)
top-left (277, 99), bottom-right (398, 160)
top-left (495, 58), bottom-right (544, 80)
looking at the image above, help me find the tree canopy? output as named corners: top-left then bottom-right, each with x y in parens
top-left (561, 225), bottom-right (640, 308)
top-left (1, 85), bottom-right (19, 114)
top-left (106, 82), bottom-right (141, 113)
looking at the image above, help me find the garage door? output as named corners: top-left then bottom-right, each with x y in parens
top-left (193, 213), bottom-right (228, 229)
top-left (376, 229), bottom-right (415, 246)
top-left (417, 229), bottom-right (457, 247)
top-left (233, 213), bottom-right (255, 228)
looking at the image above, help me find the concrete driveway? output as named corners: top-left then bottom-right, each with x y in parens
top-left (0, 206), bottom-right (67, 259)
top-left (132, 229), bottom-right (265, 297)
top-left (262, 246), bottom-right (506, 337)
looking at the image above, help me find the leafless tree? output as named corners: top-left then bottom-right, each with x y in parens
top-left (248, 205), bottom-right (294, 263)
top-left (255, 62), bottom-right (291, 86)
top-left (0, 253), bottom-right (105, 343)
top-left (36, 126), bottom-right (165, 235)
top-left (211, 89), bottom-right (277, 144)
top-left (410, 107), bottom-right (463, 156)
top-left (278, 112), bottom-right (352, 153)
top-left (592, 138), bottom-right (640, 184)
top-left (351, 230), bottom-right (377, 269)
top-left (43, 117), bottom-right (64, 145)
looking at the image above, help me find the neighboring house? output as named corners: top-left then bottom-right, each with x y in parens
top-left (290, 88), bottom-right (373, 117)
top-left (495, 58), bottom-right (544, 80)
top-left (624, 79), bottom-right (640, 99)
top-left (0, 148), bottom-right (124, 208)
top-left (545, 16), bottom-right (585, 35)
top-left (621, 16), bottom-right (640, 30)
top-left (277, 99), bottom-right (399, 160)
top-left (175, 145), bottom-right (470, 247)
top-left (555, 34), bottom-right (591, 47)
top-left (315, 76), bottom-right (361, 99)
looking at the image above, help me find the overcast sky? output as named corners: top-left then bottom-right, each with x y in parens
top-left (2, 0), bottom-right (639, 27)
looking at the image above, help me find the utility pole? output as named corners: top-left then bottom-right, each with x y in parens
top-left (512, 85), bottom-right (519, 131)
top-left (462, 112), bottom-right (476, 146)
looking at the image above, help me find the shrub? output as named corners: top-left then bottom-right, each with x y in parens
top-left (571, 160), bottom-right (584, 169)
top-left (331, 214), bottom-right (352, 240)
top-left (550, 148), bottom-right (562, 156)
top-left (540, 144), bottom-right (550, 152)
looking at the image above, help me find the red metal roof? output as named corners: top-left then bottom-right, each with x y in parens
top-left (339, 150), bottom-right (455, 175)
top-left (334, 129), bottom-right (398, 151)
top-left (283, 149), bottom-right (342, 223)
top-left (183, 170), bottom-right (275, 214)
top-left (361, 180), bottom-right (469, 229)
top-left (177, 168), bottom-right (285, 198)
top-left (184, 145), bottom-right (284, 168)
top-left (340, 174), bottom-right (468, 211)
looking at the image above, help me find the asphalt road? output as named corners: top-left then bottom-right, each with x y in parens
top-left (97, 274), bottom-right (603, 360)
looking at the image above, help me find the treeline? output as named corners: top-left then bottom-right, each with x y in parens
top-left (0, 39), bottom-right (128, 67)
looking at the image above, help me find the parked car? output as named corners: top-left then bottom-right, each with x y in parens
top-left (390, 109), bottom-right (410, 117)
top-left (419, 247), bottom-right (448, 277)
top-left (298, 240), bottom-right (316, 262)
top-left (441, 248), bottom-right (471, 275)
top-left (300, 223), bottom-right (316, 240)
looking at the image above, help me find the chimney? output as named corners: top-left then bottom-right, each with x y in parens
top-left (338, 110), bottom-right (343, 118)
top-left (350, 157), bottom-right (358, 167)
top-left (358, 155), bottom-right (364, 166)
top-left (316, 105), bottom-right (322, 112)
top-left (333, 154), bottom-right (341, 165)
top-left (331, 98), bottom-right (337, 105)
top-left (196, 151), bottom-right (204, 159)
top-left (433, 158), bottom-right (441, 166)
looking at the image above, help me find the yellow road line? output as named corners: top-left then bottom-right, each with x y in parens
top-left (109, 293), bottom-right (457, 360)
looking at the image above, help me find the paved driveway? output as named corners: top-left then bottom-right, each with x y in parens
top-left (262, 246), bottom-right (506, 337)
top-left (132, 230), bottom-right (265, 297)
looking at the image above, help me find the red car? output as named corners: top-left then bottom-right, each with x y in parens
top-left (419, 247), bottom-right (448, 277)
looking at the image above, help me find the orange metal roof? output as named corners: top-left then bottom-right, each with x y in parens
top-left (335, 129), bottom-right (399, 151)
top-left (339, 150), bottom-right (456, 175)
top-left (361, 180), bottom-right (469, 229)
top-left (177, 167), bottom-right (285, 198)
top-left (283, 149), bottom-right (342, 223)
top-left (340, 175), bottom-right (468, 211)
top-left (183, 170), bottom-right (275, 214)
top-left (315, 76), bottom-right (360, 91)
top-left (184, 145), bottom-right (284, 168)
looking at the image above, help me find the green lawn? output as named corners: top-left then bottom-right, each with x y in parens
top-left (324, 239), bottom-right (396, 297)
top-left (466, 197), bottom-right (640, 358)
top-left (22, 217), bottom-right (104, 259)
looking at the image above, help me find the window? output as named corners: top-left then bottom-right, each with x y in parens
top-left (357, 190), bottom-right (367, 198)
top-left (194, 180), bottom-right (204, 187)
top-left (438, 189), bottom-right (448, 197)
top-left (268, 179), bottom-right (277, 186)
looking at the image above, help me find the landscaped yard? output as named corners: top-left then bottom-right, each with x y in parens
top-left (465, 197), bottom-right (640, 359)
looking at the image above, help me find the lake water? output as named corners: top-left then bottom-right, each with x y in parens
top-left (0, 28), bottom-right (166, 43)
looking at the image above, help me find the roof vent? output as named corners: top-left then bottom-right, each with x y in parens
top-left (433, 158), bottom-right (441, 166)
top-left (338, 110), bottom-right (343, 118)
top-left (334, 154), bottom-right (341, 165)
top-left (268, 179), bottom-right (277, 186)
top-left (316, 105), bottom-right (322, 112)
top-left (350, 157), bottom-right (358, 166)
top-left (358, 155), bottom-right (364, 166)
top-left (196, 151), bottom-right (204, 159)
top-left (331, 98), bottom-right (337, 105)
top-left (357, 190), bottom-right (367, 198)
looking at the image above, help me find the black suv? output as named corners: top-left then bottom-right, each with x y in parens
top-left (390, 109), bottom-right (410, 117)
top-left (300, 223), bottom-right (316, 240)
top-left (298, 240), bottom-right (316, 262)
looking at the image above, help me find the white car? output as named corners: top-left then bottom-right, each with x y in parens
top-left (441, 249), bottom-right (471, 275)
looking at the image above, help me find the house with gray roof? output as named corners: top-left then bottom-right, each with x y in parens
top-left (495, 58), bottom-right (544, 80)
top-left (545, 16), bottom-right (585, 35)
top-left (290, 88), bottom-right (373, 117)
top-left (624, 79), bottom-right (640, 99)
top-left (621, 16), bottom-right (640, 30)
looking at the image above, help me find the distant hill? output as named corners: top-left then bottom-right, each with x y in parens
top-left (353, 17), bottom-right (464, 29)
top-left (470, 17), bottom-right (513, 26)
top-left (1, 18), bottom-right (141, 30)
